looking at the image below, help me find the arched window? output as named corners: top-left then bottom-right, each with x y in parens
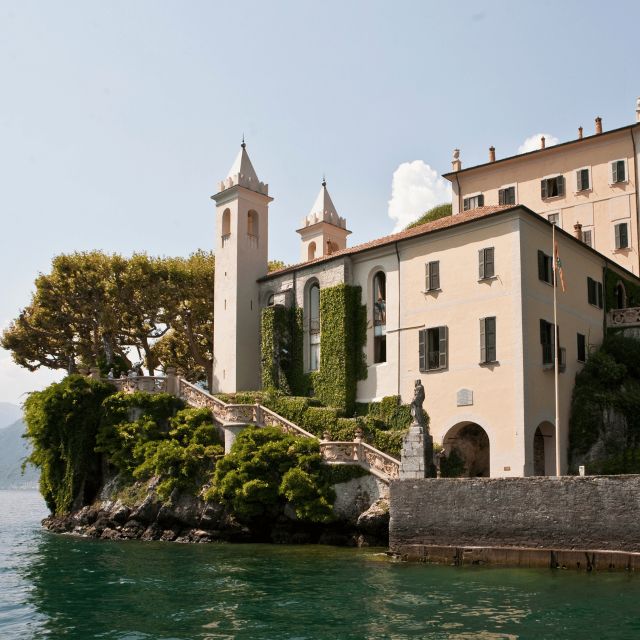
top-left (615, 281), bottom-right (627, 309)
top-left (309, 283), bottom-right (320, 371)
top-left (221, 209), bottom-right (231, 238)
top-left (373, 271), bottom-right (387, 363)
top-left (308, 241), bottom-right (317, 261)
top-left (267, 293), bottom-right (275, 307)
top-left (247, 210), bottom-right (258, 237)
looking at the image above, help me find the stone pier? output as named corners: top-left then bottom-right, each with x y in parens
top-left (399, 425), bottom-right (433, 480)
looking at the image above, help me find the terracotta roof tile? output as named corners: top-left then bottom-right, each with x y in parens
top-left (261, 205), bottom-right (515, 280)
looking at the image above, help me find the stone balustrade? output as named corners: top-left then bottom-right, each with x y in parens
top-left (607, 307), bottom-right (640, 328)
top-left (102, 373), bottom-right (400, 483)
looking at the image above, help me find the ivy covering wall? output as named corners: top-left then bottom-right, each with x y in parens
top-left (312, 284), bottom-right (367, 414)
top-left (569, 334), bottom-right (640, 473)
top-left (260, 305), bottom-right (307, 396)
top-left (605, 268), bottom-right (640, 311)
top-left (260, 283), bottom-right (367, 414)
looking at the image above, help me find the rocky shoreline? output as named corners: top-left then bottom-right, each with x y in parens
top-left (42, 476), bottom-right (390, 547)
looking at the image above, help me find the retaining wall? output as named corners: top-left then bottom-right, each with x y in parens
top-left (389, 476), bottom-right (640, 568)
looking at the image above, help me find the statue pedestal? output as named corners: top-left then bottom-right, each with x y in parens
top-left (399, 425), bottom-right (433, 480)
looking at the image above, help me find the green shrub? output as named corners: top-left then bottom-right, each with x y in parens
top-left (302, 406), bottom-right (342, 436)
top-left (372, 430), bottom-right (405, 458)
top-left (24, 375), bottom-right (116, 514)
top-left (404, 203), bottom-right (452, 230)
top-left (325, 464), bottom-right (371, 484)
top-left (207, 426), bottom-right (334, 524)
top-left (440, 447), bottom-right (466, 478)
top-left (273, 395), bottom-right (317, 425)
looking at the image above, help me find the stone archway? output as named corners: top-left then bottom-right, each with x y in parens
top-left (533, 421), bottom-right (556, 476)
top-left (442, 422), bottom-right (490, 477)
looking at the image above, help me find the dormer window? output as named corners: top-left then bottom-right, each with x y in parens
top-left (463, 194), bottom-right (484, 211)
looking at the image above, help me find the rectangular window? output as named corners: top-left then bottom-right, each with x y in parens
top-left (547, 213), bottom-right (559, 225)
top-left (541, 175), bottom-right (565, 199)
top-left (478, 247), bottom-right (495, 279)
top-left (425, 261), bottom-right (440, 291)
top-left (577, 333), bottom-right (586, 363)
top-left (582, 229), bottom-right (593, 247)
top-left (463, 194), bottom-right (484, 211)
top-left (612, 160), bottom-right (626, 184)
top-left (576, 168), bottom-right (590, 192)
top-left (419, 326), bottom-right (448, 371)
top-left (498, 186), bottom-right (516, 205)
top-left (615, 223), bottom-right (629, 249)
top-left (537, 250), bottom-right (553, 284)
top-left (480, 316), bottom-right (496, 363)
top-left (540, 319), bottom-right (556, 366)
top-left (587, 277), bottom-right (603, 309)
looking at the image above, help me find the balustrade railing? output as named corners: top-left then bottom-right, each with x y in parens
top-left (608, 307), bottom-right (640, 327)
top-left (103, 374), bottom-right (400, 483)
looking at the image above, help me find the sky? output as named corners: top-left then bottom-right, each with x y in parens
top-left (1, 0), bottom-right (639, 405)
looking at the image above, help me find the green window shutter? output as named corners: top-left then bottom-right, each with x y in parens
top-left (439, 326), bottom-right (448, 369)
top-left (478, 249), bottom-right (485, 279)
top-left (498, 189), bottom-right (504, 206)
top-left (587, 277), bottom-right (594, 305)
top-left (620, 161), bottom-right (626, 182)
top-left (480, 317), bottom-right (486, 363)
top-left (597, 282), bottom-right (603, 309)
top-left (615, 224), bottom-right (621, 249)
top-left (621, 224), bottom-right (628, 248)
top-left (612, 161), bottom-right (618, 183)
top-left (424, 263), bottom-right (429, 290)
top-left (538, 250), bottom-right (545, 281)
top-left (478, 194), bottom-right (485, 207)
top-left (557, 175), bottom-right (565, 197)
top-left (486, 316), bottom-right (496, 362)
top-left (418, 329), bottom-right (426, 372)
top-left (485, 247), bottom-right (494, 277)
top-left (541, 179), bottom-right (548, 199)
top-left (463, 198), bottom-right (470, 211)
top-left (431, 261), bottom-right (440, 290)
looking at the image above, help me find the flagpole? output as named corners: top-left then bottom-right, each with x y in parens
top-left (553, 223), bottom-right (561, 476)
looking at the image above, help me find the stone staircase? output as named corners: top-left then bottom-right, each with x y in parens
top-left (106, 374), bottom-right (400, 484)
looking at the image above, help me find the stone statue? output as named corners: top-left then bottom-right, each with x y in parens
top-left (410, 379), bottom-right (426, 429)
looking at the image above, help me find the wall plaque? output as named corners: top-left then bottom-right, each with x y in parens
top-left (457, 388), bottom-right (473, 407)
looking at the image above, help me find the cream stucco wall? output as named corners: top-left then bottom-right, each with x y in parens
top-left (211, 186), bottom-right (270, 392)
top-left (452, 129), bottom-right (639, 274)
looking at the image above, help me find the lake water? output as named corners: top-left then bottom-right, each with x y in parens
top-left (1, 490), bottom-right (639, 639)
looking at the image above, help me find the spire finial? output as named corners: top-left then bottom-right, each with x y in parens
top-left (241, 133), bottom-right (246, 149)
top-left (322, 173), bottom-right (326, 188)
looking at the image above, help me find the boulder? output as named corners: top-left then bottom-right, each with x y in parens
top-left (157, 492), bottom-right (202, 528)
top-left (356, 498), bottom-right (390, 541)
top-left (130, 494), bottom-right (161, 524)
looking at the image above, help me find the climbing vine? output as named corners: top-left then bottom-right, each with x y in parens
top-left (260, 305), bottom-right (308, 395)
top-left (569, 334), bottom-right (640, 473)
top-left (312, 284), bottom-right (367, 413)
top-left (605, 268), bottom-right (640, 311)
top-left (23, 375), bottom-right (115, 514)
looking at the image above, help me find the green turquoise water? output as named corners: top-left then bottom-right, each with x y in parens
top-left (1, 490), bottom-right (639, 639)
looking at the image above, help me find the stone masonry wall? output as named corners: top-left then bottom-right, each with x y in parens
top-left (389, 476), bottom-right (640, 553)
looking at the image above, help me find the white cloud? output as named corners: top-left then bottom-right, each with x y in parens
top-left (387, 160), bottom-right (451, 231)
top-left (518, 133), bottom-right (559, 154)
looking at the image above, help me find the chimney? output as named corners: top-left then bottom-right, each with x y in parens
top-left (540, 136), bottom-right (546, 149)
top-left (578, 126), bottom-right (583, 139)
top-left (636, 97), bottom-right (640, 123)
top-left (452, 148), bottom-right (461, 172)
top-left (595, 117), bottom-right (602, 134)
top-left (574, 222), bottom-right (583, 240)
top-left (489, 146), bottom-right (496, 162)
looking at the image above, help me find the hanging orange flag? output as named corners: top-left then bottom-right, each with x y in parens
top-left (555, 241), bottom-right (566, 292)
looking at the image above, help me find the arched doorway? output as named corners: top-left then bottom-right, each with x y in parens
top-left (615, 281), bottom-right (627, 309)
top-left (442, 422), bottom-right (490, 477)
top-left (533, 422), bottom-right (555, 476)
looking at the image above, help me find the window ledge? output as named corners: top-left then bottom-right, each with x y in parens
top-left (614, 247), bottom-right (631, 253)
top-left (542, 195), bottom-right (565, 201)
top-left (478, 276), bottom-right (498, 283)
top-left (479, 360), bottom-right (500, 367)
top-left (543, 364), bottom-right (565, 372)
top-left (419, 367), bottom-right (448, 374)
top-left (610, 181), bottom-right (629, 186)
top-left (422, 288), bottom-right (442, 294)
top-left (574, 188), bottom-right (592, 195)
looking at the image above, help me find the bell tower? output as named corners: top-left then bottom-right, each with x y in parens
top-left (211, 141), bottom-right (272, 393)
top-left (297, 179), bottom-right (350, 261)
